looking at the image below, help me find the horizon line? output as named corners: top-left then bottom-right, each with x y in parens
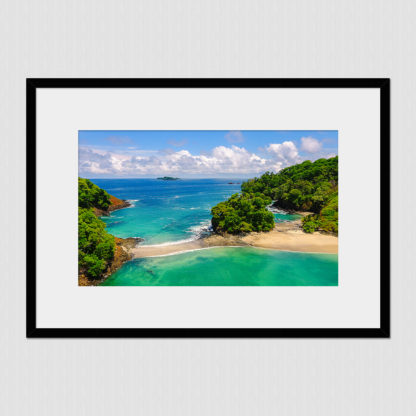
top-left (81, 177), bottom-right (251, 180)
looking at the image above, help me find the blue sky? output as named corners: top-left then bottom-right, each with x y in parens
top-left (79, 130), bottom-right (338, 178)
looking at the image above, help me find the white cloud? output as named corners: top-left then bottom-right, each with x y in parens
top-left (78, 139), bottom-right (325, 177)
top-left (266, 141), bottom-right (301, 165)
top-left (225, 130), bottom-right (244, 143)
top-left (79, 144), bottom-right (295, 177)
top-left (300, 137), bottom-right (322, 153)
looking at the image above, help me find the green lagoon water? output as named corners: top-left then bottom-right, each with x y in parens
top-left (90, 179), bottom-right (338, 286)
top-left (101, 247), bottom-right (338, 286)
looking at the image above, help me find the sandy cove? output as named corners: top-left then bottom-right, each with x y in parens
top-left (130, 220), bottom-right (338, 258)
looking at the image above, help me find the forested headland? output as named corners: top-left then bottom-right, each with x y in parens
top-left (78, 178), bottom-right (115, 280)
top-left (211, 157), bottom-right (338, 235)
top-left (78, 178), bottom-right (135, 284)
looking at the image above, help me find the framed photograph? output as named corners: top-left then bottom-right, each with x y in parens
top-left (27, 78), bottom-right (390, 337)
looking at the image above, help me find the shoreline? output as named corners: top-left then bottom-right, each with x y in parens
top-left (84, 202), bottom-right (337, 286)
top-left (79, 197), bottom-right (136, 286)
top-left (135, 245), bottom-right (338, 259)
top-left (130, 220), bottom-right (338, 258)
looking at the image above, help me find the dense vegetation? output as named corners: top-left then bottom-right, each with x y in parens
top-left (211, 157), bottom-right (338, 235)
top-left (211, 193), bottom-right (275, 234)
top-left (78, 178), bottom-right (115, 278)
top-left (79, 178), bottom-right (111, 210)
top-left (301, 193), bottom-right (338, 234)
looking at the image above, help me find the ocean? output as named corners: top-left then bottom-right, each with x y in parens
top-left (89, 178), bottom-right (338, 286)
top-left (92, 178), bottom-right (242, 245)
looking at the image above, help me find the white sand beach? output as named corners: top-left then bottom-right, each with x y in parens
top-left (130, 220), bottom-right (338, 258)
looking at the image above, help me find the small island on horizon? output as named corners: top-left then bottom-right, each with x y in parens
top-left (157, 176), bottom-right (180, 181)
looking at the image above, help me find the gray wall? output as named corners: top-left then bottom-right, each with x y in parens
top-left (0, 1), bottom-right (413, 415)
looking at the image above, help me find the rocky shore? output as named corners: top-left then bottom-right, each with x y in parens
top-left (93, 195), bottom-right (131, 216)
top-left (79, 237), bottom-right (143, 286)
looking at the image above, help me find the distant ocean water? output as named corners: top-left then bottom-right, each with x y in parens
top-left (92, 178), bottom-right (242, 245)
top-left (89, 179), bottom-right (338, 286)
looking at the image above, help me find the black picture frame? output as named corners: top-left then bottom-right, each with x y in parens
top-left (26, 78), bottom-right (390, 338)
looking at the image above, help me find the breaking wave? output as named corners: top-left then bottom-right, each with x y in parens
top-left (141, 220), bottom-right (213, 247)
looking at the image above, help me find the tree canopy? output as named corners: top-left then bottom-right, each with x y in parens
top-left (241, 157), bottom-right (338, 213)
top-left (78, 177), bottom-right (111, 210)
top-left (78, 178), bottom-right (115, 279)
top-left (211, 192), bottom-right (274, 234)
top-left (211, 157), bottom-right (338, 235)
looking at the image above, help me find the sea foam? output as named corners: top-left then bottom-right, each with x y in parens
top-left (141, 220), bottom-right (213, 247)
top-left (126, 199), bottom-right (139, 208)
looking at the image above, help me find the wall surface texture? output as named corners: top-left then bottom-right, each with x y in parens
top-left (0, 1), bottom-right (413, 415)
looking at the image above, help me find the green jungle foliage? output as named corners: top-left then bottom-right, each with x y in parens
top-left (211, 193), bottom-right (275, 234)
top-left (212, 157), bottom-right (338, 235)
top-left (302, 193), bottom-right (338, 234)
top-left (78, 179), bottom-right (115, 279)
top-left (79, 177), bottom-right (111, 210)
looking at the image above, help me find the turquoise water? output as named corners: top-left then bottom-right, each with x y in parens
top-left (272, 211), bottom-right (303, 223)
top-left (101, 247), bottom-right (338, 286)
top-left (92, 179), bottom-right (242, 245)
top-left (90, 179), bottom-right (338, 286)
